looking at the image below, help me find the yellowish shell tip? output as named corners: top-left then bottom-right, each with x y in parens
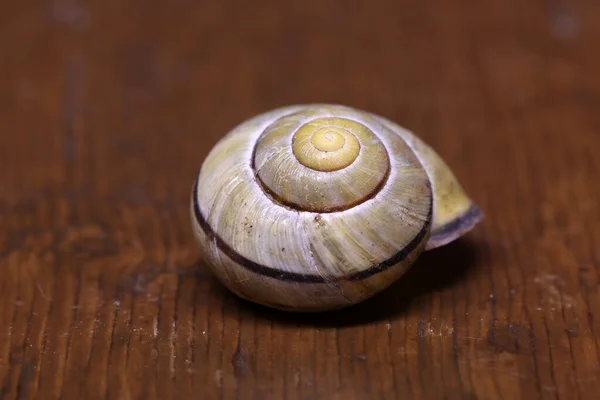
top-left (291, 117), bottom-right (361, 172)
top-left (311, 130), bottom-right (345, 152)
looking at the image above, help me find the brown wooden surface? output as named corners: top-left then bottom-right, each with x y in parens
top-left (1, 0), bottom-right (600, 399)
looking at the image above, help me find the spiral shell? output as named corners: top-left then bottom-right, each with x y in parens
top-left (191, 104), bottom-right (482, 312)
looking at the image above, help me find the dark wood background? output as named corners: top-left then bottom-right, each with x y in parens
top-left (1, 0), bottom-right (599, 399)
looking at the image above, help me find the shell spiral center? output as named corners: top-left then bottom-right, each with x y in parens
top-left (312, 131), bottom-right (344, 152)
top-left (291, 118), bottom-right (362, 172)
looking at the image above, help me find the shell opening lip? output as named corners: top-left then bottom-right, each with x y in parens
top-left (426, 203), bottom-right (484, 250)
top-left (192, 175), bottom-right (432, 283)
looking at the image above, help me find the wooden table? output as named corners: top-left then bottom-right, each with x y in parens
top-left (1, 1), bottom-right (599, 399)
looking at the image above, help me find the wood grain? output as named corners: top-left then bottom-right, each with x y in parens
top-left (1, 0), bottom-right (599, 399)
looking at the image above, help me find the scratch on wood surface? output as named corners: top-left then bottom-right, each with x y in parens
top-left (215, 369), bottom-right (223, 387)
top-left (534, 273), bottom-right (576, 309)
top-left (35, 281), bottom-right (49, 301)
top-left (420, 321), bottom-right (455, 337)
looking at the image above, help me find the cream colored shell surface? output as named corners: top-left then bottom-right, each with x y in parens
top-left (191, 104), bottom-right (480, 311)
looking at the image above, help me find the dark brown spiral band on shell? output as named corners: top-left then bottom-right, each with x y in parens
top-left (191, 176), bottom-right (432, 283)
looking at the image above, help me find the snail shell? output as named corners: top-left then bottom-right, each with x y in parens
top-left (191, 104), bottom-right (482, 312)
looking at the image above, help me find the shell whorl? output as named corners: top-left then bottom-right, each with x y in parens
top-left (252, 111), bottom-right (391, 213)
top-left (191, 104), bottom-right (437, 311)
